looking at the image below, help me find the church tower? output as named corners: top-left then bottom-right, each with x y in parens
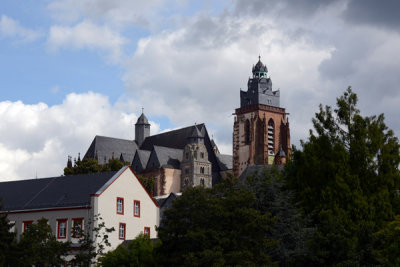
top-left (135, 112), bottom-right (150, 147)
top-left (233, 57), bottom-right (290, 177)
top-left (181, 126), bottom-right (212, 189)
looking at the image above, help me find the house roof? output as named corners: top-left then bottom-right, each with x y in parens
top-left (140, 124), bottom-right (205, 151)
top-left (216, 154), bottom-right (233, 171)
top-left (84, 135), bottom-right (138, 164)
top-left (0, 171), bottom-right (118, 212)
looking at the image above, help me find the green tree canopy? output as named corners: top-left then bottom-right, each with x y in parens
top-left (0, 200), bottom-right (16, 266)
top-left (285, 87), bottom-right (400, 265)
top-left (12, 218), bottom-right (70, 266)
top-left (98, 233), bottom-right (157, 267)
top-left (156, 177), bottom-right (277, 266)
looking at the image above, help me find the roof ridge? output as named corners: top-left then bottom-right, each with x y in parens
top-left (147, 123), bottom-right (205, 138)
top-left (95, 135), bottom-right (133, 142)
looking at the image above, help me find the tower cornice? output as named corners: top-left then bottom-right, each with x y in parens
top-left (235, 104), bottom-right (286, 116)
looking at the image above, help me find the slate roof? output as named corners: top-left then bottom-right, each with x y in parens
top-left (84, 135), bottom-right (138, 164)
top-left (136, 150), bottom-right (151, 169)
top-left (149, 146), bottom-right (183, 169)
top-left (120, 153), bottom-right (135, 163)
top-left (140, 124), bottom-right (205, 151)
top-left (136, 113), bottom-right (149, 125)
top-left (0, 172), bottom-right (117, 212)
top-left (216, 154), bottom-right (233, 171)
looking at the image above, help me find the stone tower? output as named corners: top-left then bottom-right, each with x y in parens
top-left (135, 112), bottom-right (150, 147)
top-left (181, 126), bottom-right (212, 189)
top-left (233, 57), bottom-right (290, 177)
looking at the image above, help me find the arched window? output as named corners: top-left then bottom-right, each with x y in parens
top-left (245, 119), bottom-right (250, 145)
top-left (268, 119), bottom-right (275, 154)
top-left (200, 178), bottom-right (205, 186)
top-left (200, 167), bottom-right (204, 174)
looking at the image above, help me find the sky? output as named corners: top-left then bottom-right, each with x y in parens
top-left (1, 0), bottom-right (400, 181)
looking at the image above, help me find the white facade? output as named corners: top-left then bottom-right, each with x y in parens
top-left (5, 166), bottom-right (159, 255)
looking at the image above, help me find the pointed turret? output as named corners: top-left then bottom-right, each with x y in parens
top-left (135, 111), bottom-right (150, 147)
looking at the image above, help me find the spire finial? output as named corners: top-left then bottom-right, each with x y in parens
top-left (259, 54), bottom-right (261, 61)
top-left (141, 107), bottom-right (144, 114)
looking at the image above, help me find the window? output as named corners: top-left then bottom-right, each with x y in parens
top-left (268, 119), bottom-right (275, 154)
top-left (119, 223), bottom-right (126, 240)
top-left (117, 197), bottom-right (124, 214)
top-left (144, 227), bottom-right (150, 237)
top-left (200, 152), bottom-right (204, 159)
top-left (185, 168), bottom-right (189, 175)
top-left (134, 200), bottom-right (140, 217)
top-left (245, 120), bottom-right (250, 145)
top-left (23, 221), bottom-right (33, 231)
top-left (200, 167), bottom-right (204, 174)
top-left (200, 178), bottom-right (205, 186)
top-left (57, 219), bottom-right (67, 239)
top-left (72, 218), bottom-right (83, 238)
top-left (185, 152), bottom-right (189, 159)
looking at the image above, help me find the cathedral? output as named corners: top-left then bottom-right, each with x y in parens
top-left (83, 56), bottom-right (289, 195)
top-left (233, 56), bottom-right (290, 177)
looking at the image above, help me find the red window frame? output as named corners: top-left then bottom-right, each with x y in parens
top-left (116, 197), bottom-right (124, 215)
top-left (23, 220), bottom-right (33, 231)
top-left (57, 218), bottom-right (68, 239)
top-left (134, 200), bottom-right (140, 217)
top-left (119, 223), bottom-right (126, 240)
top-left (72, 218), bottom-right (83, 238)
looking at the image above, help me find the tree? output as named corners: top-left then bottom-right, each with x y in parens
top-left (243, 167), bottom-right (314, 265)
top-left (285, 87), bottom-right (400, 265)
top-left (72, 214), bottom-right (115, 266)
top-left (12, 218), bottom-right (70, 266)
top-left (64, 157), bottom-right (130, 176)
top-left (0, 200), bottom-right (16, 266)
top-left (98, 233), bottom-right (157, 267)
top-left (156, 177), bottom-right (277, 266)
top-left (137, 175), bottom-right (154, 196)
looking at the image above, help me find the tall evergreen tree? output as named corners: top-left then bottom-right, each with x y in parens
top-left (0, 200), bottom-right (16, 266)
top-left (286, 87), bottom-right (400, 265)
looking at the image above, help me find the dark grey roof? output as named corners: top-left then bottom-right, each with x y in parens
top-left (136, 113), bottom-right (149, 125)
top-left (84, 135), bottom-right (138, 164)
top-left (276, 145), bottom-right (286, 157)
top-left (216, 154), bottom-right (233, 171)
top-left (0, 172), bottom-right (117, 212)
top-left (152, 146), bottom-right (183, 169)
top-left (120, 153), bottom-right (135, 163)
top-left (136, 150), bottom-right (151, 169)
top-left (140, 124), bottom-right (205, 151)
top-left (253, 57), bottom-right (268, 73)
top-left (238, 165), bottom-right (284, 184)
top-left (190, 126), bottom-right (204, 138)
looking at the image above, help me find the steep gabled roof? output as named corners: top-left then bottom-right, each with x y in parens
top-left (84, 135), bottom-right (138, 164)
top-left (146, 146), bottom-right (183, 170)
top-left (140, 124), bottom-right (205, 151)
top-left (216, 154), bottom-right (233, 171)
top-left (0, 171), bottom-right (118, 212)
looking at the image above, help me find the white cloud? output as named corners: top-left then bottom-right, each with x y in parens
top-left (122, 14), bottom-right (332, 151)
top-left (0, 92), bottom-right (160, 181)
top-left (47, 0), bottom-right (165, 28)
top-left (47, 20), bottom-right (128, 63)
top-left (0, 15), bottom-right (40, 42)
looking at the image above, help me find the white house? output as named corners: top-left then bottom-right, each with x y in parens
top-left (0, 166), bottom-right (159, 259)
